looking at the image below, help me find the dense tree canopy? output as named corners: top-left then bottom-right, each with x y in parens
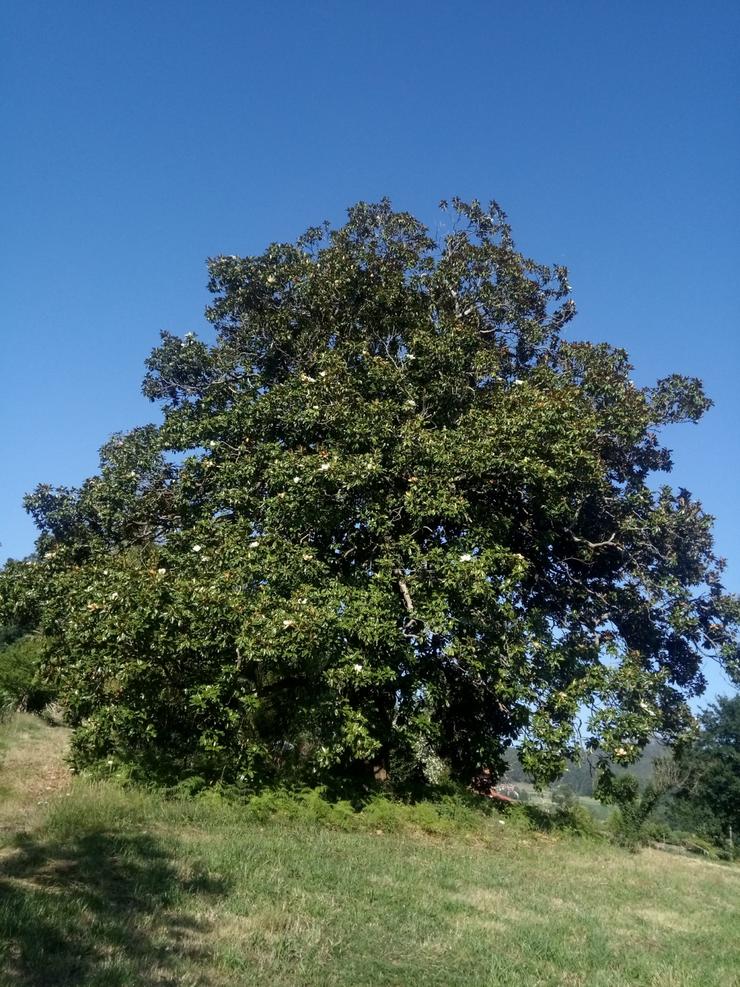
top-left (2, 198), bottom-right (738, 787)
top-left (667, 695), bottom-right (740, 844)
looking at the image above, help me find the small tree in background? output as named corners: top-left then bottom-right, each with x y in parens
top-left (667, 695), bottom-right (740, 850)
top-left (596, 755), bottom-right (689, 849)
top-left (2, 198), bottom-right (738, 788)
top-left (552, 783), bottom-right (578, 810)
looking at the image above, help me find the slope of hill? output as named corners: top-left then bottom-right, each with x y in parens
top-left (0, 715), bottom-right (737, 986)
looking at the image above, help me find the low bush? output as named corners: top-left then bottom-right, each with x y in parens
top-left (235, 788), bottom-right (495, 838)
top-left (515, 801), bottom-right (603, 840)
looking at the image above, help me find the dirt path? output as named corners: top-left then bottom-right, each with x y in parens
top-left (0, 713), bottom-right (72, 838)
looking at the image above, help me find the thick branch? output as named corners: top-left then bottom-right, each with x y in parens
top-left (567, 530), bottom-right (622, 551)
top-left (397, 577), bottom-right (414, 613)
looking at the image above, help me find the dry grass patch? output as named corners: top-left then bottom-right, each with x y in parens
top-left (0, 713), bottom-right (71, 838)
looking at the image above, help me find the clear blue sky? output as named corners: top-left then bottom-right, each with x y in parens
top-left (2, 2), bottom-right (738, 697)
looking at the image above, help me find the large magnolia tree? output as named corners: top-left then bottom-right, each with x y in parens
top-left (3, 199), bottom-right (738, 787)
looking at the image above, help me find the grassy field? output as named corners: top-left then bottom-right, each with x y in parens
top-left (0, 715), bottom-right (737, 986)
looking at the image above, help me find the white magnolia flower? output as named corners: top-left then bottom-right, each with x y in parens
top-left (192, 544), bottom-right (202, 552)
top-left (157, 568), bottom-right (167, 576)
top-left (615, 747), bottom-right (628, 758)
top-left (209, 440), bottom-right (217, 448)
top-left (459, 553), bottom-right (473, 562)
top-left (513, 379), bottom-right (524, 385)
top-left (282, 619), bottom-right (295, 629)
top-left (353, 663), bottom-right (364, 672)
top-left (319, 370), bottom-right (327, 377)
top-left (249, 541), bottom-right (259, 549)
top-left (293, 476), bottom-right (301, 483)
top-left (318, 462), bottom-right (331, 472)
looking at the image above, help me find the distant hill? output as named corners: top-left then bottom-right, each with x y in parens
top-left (503, 740), bottom-right (666, 796)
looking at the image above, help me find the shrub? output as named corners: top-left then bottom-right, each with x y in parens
top-left (552, 782), bottom-right (577, 809)
top-left (552, 803), bottom-right (603, 839)
top-left (0, 634), bottom-right (54, 712)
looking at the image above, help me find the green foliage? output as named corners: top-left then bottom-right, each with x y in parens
top-left (551, 803), bottom-right (603, 838)
top-left (513, 800), bottom-right (603, 840)
top-left (666, 694), bottom-right (740, 850)
top-left (597, 770), bottom-right (672, 850)
top-left (0, 634), bottom-right (53, 712)
top-left (504, 740), bottom-right (666, 797)
top-left (1, 197), bottom-right (739, 789)
top-left (236, 787), bottom-right (496, 838)
top-left (0, 624), bottom-right (25, 649)
top-left (552, 782), bottom-right (577, 809)
top-left (0, 692), bottom-right (14, 725)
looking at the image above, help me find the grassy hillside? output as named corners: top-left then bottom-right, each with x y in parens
top-left (0, 716), bottom-right (737, 986)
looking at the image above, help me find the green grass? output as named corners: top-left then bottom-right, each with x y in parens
top-left (0, 717), bottom-right (738, 986)
top-left (514, 781), bottom-right (613, 822)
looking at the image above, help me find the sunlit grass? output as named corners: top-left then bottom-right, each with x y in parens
top-left (0, 716), bottom-right (737, 986)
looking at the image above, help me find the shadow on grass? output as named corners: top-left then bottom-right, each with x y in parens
top-left (0, 828), bottom-right (229, 986)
